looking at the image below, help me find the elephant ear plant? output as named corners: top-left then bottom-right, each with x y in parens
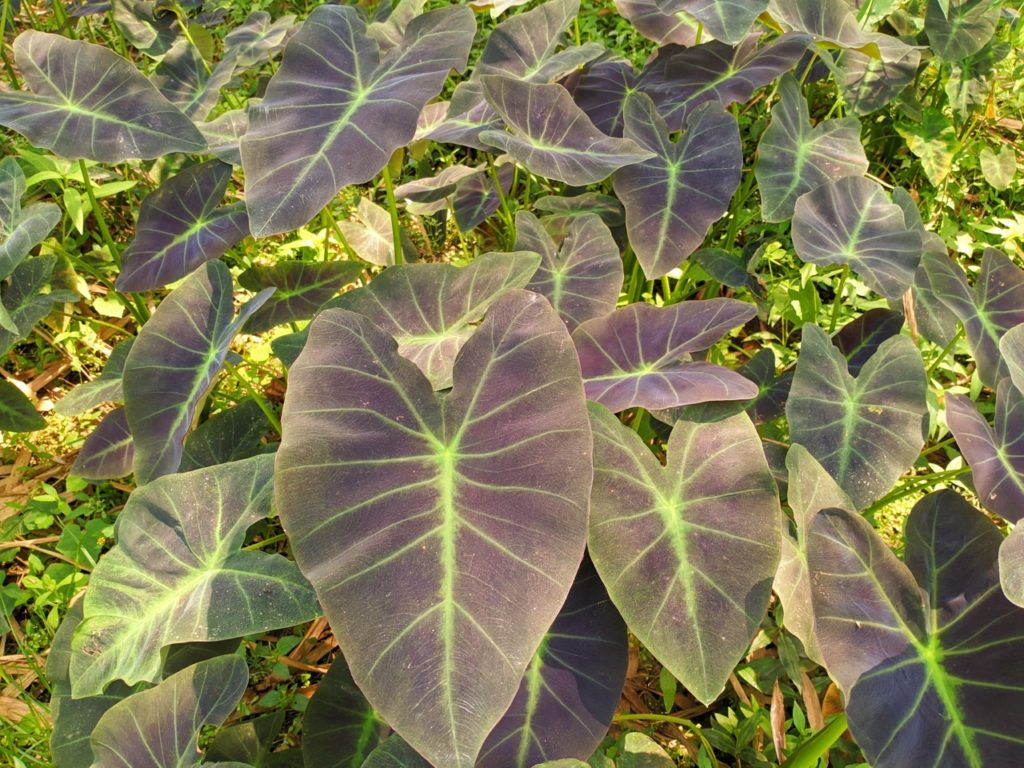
top-left (0, 0), bottom-right (1019, 766)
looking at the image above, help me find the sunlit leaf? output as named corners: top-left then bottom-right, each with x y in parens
top-left (837, 35), bottom-right (921, 115)
top-left (110, 0), bottom-right (179, 55)
top-left (896, 108), bottom-right (958, 186)
top-left (614, 0), bottom-right (700, 46)
top-left (0, 379), bottom-right (44, 432)
top-left (572, 58), bottom-right (636, 137)
top-left (71, 407), bottom-right (133, 480)
top-left (1000, 524), bottom-right (1024, 608)
top-left (680, 0), bottom-right (769, 44)
top-left (0, 255), bottom-right (77, 355)
top-left (980, 145), bottom-right (1016, 190)
top-left (151, 39), bottom-right (237, 121)
top-left (0, 156), bottom-right (60, 280)
top-left (224, 10), bottom-right (297, 69)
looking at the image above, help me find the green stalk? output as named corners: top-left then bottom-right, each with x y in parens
top-left (224, 362), bottom-right (282, 435)
top-left (381, 164), bottom-right (404, 265)
top-left (487, 157), bottom-right (516, 247)
top-left (613, 712), bottom-right (716, 755)
top-left (927, 325), bottom-right (964, 376)
top-left (783, 713), bottom-right (849, 768)
top-left (320, 206), bottom-right (359, 263)
top-left (78, 160), bottom-right (121, 265)
top-left (51, 0), bottom-right (74, 37)
top-left (828, 266), bottom-right (850, 333)
top-left (0, 0), bottom-right (19, 89)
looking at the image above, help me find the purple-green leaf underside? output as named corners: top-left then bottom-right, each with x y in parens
top-left (572, 299), bottom-right (758, 413)
top-left (946, 380), bottom-right (1024, 524)
top-left (792, 176), bottom-right (921, 300)
top-left (786, 324), bottom-right (927, 510)
top-left (479, 76), bottom-right (655, 186)
top-left (589, 404), bottom-right (781, 704)
top-left (614, 94), bottom-right (741, 279)
top-left (117, 160), bottom-right (249, 292)
top-left (122, 261), bottom-right (273, 484)
top-left (240, 4), bottom-right (476, 236)
top-left (515, 211), bottom-right (622, 331)
top-left (478, 557), bottom-right (628, 768)
top-left (89, 655), bottom-right (248, 768)
top-left (755, 74), bottom-right (868, 222)
top-left (70, 455), bottom-right (318, 697)
top-left (238, 260), bottom-right (365, 332)
top-left (0, 30), bottom-right (205, 162)
top-left (275, 291), bottom-right (592, 768)
top-left (302, 656), bottom-right (384, 768)
top-left (71, 407), bottom-right (133, 480)
top-left (806, 493), bottom-right (1024, 768)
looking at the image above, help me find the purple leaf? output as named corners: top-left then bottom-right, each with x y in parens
top-left (71, 407), bottom-right (134, 480)
top-left (453, 163), bottom-right (515, 233)
top-left (275, 291), bottom-right (592, 768)
top-left (238, 260), bottom-right (365, 332)
top-left (224, 10), bottom-right (297, 69)
top-left (573, 58), bottom-right (637, 137)
top-left (614, 0), bottom-right (700, 46)
top-left (831, 308), bottom-right (904, 377)
top-left (302, 656), bottom-right (384, 768)
top-left (572, 299), bottom-right (757, 412)
top-left (150, 40), bottom-right (237, 121)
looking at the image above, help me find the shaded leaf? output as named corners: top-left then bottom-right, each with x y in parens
top-left (0, 379), bottom-right (44, 432)
top-left (572, 58), bottom-right (637, 137)
top-left (302, 656), bottom-right (383, 768)
top-left (1000, 524), bottom-right (1024, 608)
top-left (206, 711), bottom-right (295, 768)
top-left (533, 193), bottom-right (625, 239)
top-left (275, 291), bottom-right (592, 767)
top-left (198, 108), bottom-right (249, 166)
top-left (110, 0), bottom-right (179, 55)
top-left (0, 156), bottom-right (60, 280)
top-left (831, 308), bottom-right (904, 376)
top-left (0, 255), bottom-right (77, 355)
top-left (179, 399), bottom-right (271, 473)
top-left (151, 39), bottom-right (237, 121)
top-left (837, 35), bottom-right (921, 116)
top-left (362, 737), bottom-right (432, 768)
top-left (589, 404), bottom-right (780, 705)
top-left (0, 30), bottom-right (204, 161)
top-left (239, 260), bottom-right (364, 332)
top-left (70, 455), bottom-right (318, 696)
top-left (71, 407), bottom-right (134, 480)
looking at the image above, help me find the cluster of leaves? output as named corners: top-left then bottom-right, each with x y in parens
top-left (0, 0), bottom-right (1023, 767)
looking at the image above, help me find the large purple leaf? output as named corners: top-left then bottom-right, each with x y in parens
top-left (680, 0), bottom-right (769, 44)
top-left (786, 324), bottom-right (927, 509)
top-left (302, 656), bottom-right (384, 768)
top-left (614, 0), bottom-right (700, 46)
top-left (837, 34), bottom-right (922, 116)
top-left (117, 161), bottom-right (249, 292)
top-left (71, 407), bottom-right (134, 480)
top-left (769, 0), bottom-right (868, 47)
top-left (792, 176), bottom-right (922, 300)
top-left (588, 404), bottom-right (780, 704)
top-left (275, 291), bottom-right (592, 768)
top-left (613, 94), bottom-right (741, 279)
top-left (806, 493), bottom-right (1024, 768)
top-left (238, 260), bottom-right (364, 332)
top-left (69, 455), bottom-right (318, 697)
top-left (572, 299), bottom-right (758, 413)
top-left (122, 261), bottom-right (273, 484)
top-left (572, 58), bottom-right (637, 137)
top-left (515, 211), bottom-right (622, 331)
top-left (241, 5), bottom-right (475, 236)
top-left (478, 557), bottom-right (628, 768)
top-left (533, 193), bottom-right (625, 239)
top-left (150, 40), bottom-right (237, 121)
top-left (224, 10), bottom-right (297, 69)
top-left (417, 81), bottom-right (503, 151)
top-left (755, 74), bottom-right (868, 222)
top-left (0, 31), bottom-right (204, 162)
top-left (924, 247), bottom-right (1024, 387)
top-left (479, 77), bottom-right (655, 187)
top-left (453, 164), bottom-right (515, 233)
top-left (831, 308), bottom-right (905, 376)
top-left (946, 381), bottom-right (1024, 524)
top-left (89, 655), bottom-right (248, 768)
top-left (640, 34), bottom-right (811, 131)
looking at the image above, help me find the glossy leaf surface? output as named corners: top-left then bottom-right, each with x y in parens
top-left (276, 291), bottom-right (592, 768)
top-left (792, 176), bottom-right (921, 300)
top-left (755, 74), bottom-right (868, 222)
top-left (614, 95), bottom-right (740, 279)
top-left (572, 299), bottom-right (758, 413)
top-left (71, 407), bottom-right (133, 480)
top-left (515, 211), bottom-right (622, 331)
top-left (241, 5), bottom-right (475, 236)
top-left (786, 324), bottom-right (927, 509)
top-left (0, 31), bottom-right (204, 161)
top-left (117, 160), bottom-right (249, 292)
top-left (589, 404), bottom-right (780, 704)
top-left (122, 261), bottom-right (273, 485)
top-left (480, 77), bottom-right (655, 186)
top-left (70, 455), bottom-right (317, 696)
top-left (90, 655), bottom-right (248, 768)
top-left (478, 558), bottom-right (628, 768)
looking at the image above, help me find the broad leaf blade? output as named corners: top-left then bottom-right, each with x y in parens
top-left (70, 455), bottom-right (318, 696)
top-left (302, 656), bottom-right (383, 768)
top-left (71, 407), bottom-right (134, 480)
top-left (117, 161), bottom-right (249, 292)
top-left (1000, 524), bottom-right (1024, 608)
top-left (0, 379), bottom-right (44, 432)
top-left (239, 260), bottom-right (364, 332)
top-left (614, 94), bottom-right (740, 279)
top-left (122, 261), bottom-right (273, 484)
top-left (276, 290), bottom-right (593, 767)
top-left (179, 399), bottom-right (271, 473)
top-left (926, 0), bottom-right (1000, 61)
top-left (786, 324), bottom-right (927, 509)
top-left (0, 30), bottom-right (204, 161)
top-left (615, 0), bottom-right (700, 46)
top-left (572, 299), bottom-right (758, 413)
top-left (831, 308), bottom-right (905, 376)
top-left (681, 0), bottom-right (769, 44)
top-left (241, 5), bottom-right (476, 236)
top-left (589, 404), bottom-right (781, 704)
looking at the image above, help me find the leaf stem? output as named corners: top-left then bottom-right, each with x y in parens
top-left (783, 713), bottom-right (849, 768)
top-left (927, 325), bottom-right (964, 376)
top-left (224, 362), bottom-right (282, 435)
top-left (77, 160), bottom-right (121, 267)
top-left (381, 164), bottom-right (404, 265)
top-left (828, 266), bottom-right (850, 333)
top-left (0, 0), bottom-right (20, 89)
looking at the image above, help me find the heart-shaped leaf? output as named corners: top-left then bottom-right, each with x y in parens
top-left (0, 378), bottom-right (44, 432)
top-left (238, 260), bottom-right (364, 332)
top-left (980, 144), bottom-right (1016, 190)
top-left (755, 74), bottom-right (868, 222)
top-left (614, 0), bottom-right (700, 46)
top-left (110, 0), bottom-right (179, 55)
top-left (786, 324), bottom-right (927, 509)
top-left (588, 404), bottom-right (780, 704)
top-left (241, 4), bottom-right (475, 236)
top-left (70, 455), bottom-right (318, 696)
top-left (924, 247), bottom-right (1024, 387)
top-left (151, 40), bottom-right (237, 121)
top-left (572, 58), bottom-right (637, 137)
top-left (0, 30), bottom-right (205, 161)
top-left (71, 407), bottom-right (134, 480)
top-left (275, 290), bottom-right (592, 768)
top-left (515, 211), bottom-right (622, 331)
top-left (179, 399), bottom-right (271, 473)
top-left (769, 0), bottom-right (870, 47)
top-left (302, 656), bottom-right (384, 768)
top-left (117, 161), bottom-right (249, 292)
top-left (680, 0), bottom-right (769, 44)
top-left (0, 156), bottom-right (60, 280)
top-left (792, 176), bottom-right (921, 300)
top-left (55, 337), bottom-right (134, 416)
top-left (572, 299), bottom-right (758, 413)
top-left (806, 492), bottom-right (1024, 768)
top-left (89, 655), bottom-right (248, 768)
top-left (946, 380), bottom-right (1024, 524)
top-left (925, 0), bottom-right (1000, 61)
top-left (122, 261), bottom-right (273, 484)
top-left (533, 193), bottom-right (625, 238)
top-left (478, 557), bottom-right (628, 768)
top-left (479, 77), bottom-right (655, 186)
top-left (224, 10), bottom-right (297, 69)
top-left (614, 94), bottom-right (741, 279)
top-left (831, 308), bottom-right (905, 376)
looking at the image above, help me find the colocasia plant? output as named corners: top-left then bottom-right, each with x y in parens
top-left (1, 0), bottom-right (1023, 766)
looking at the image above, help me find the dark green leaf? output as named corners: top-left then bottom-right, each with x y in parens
top-left (0, 379), bottom-right (44, 432)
